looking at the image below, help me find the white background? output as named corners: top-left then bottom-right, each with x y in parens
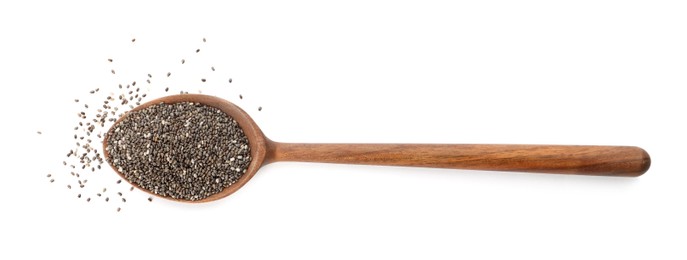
top-left (1, 1), bottom-right (685, 259)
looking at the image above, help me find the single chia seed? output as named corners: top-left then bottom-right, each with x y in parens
top-left (105, 102), bottom-right (252, 201)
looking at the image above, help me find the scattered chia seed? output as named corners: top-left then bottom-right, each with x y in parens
top-left (49, 36), bottom-right (259, 211)
top-left (117, 207), bottom-right (121, 212)
top-left (105, 102), bottom-right (252, 201)
top-left (258, 106), bottom-right (262, 111)
top-left (37, 131), bottom-right (42, 135)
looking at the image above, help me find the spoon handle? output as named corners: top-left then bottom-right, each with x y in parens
top-left (267, 143), bottom-right (650, 176)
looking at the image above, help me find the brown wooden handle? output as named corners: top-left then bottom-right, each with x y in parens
top-left (266, 143), bottom-right (650, 177)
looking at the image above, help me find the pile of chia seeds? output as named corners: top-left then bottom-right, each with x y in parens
top-left (42, 37), bottom-right (262, 211)
top-left (105, 102), bottom-right (252, 201)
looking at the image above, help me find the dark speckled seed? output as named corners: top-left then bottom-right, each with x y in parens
top-left (105, 102), bottom-right (251, 201)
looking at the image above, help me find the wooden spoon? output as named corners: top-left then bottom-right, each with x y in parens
top-left (104, 94), bottom-right (651, 203)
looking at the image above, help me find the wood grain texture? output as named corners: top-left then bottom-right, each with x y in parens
top-left (267, 143), bottom-right (650, 177)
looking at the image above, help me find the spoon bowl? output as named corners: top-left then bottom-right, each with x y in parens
top-left (104, 94), bottom-right (269, 203)
top-left (104, 94), bottom-right (651, 203)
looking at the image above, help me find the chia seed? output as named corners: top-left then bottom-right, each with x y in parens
top-left (105, 102), bottom-right (252, 201)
